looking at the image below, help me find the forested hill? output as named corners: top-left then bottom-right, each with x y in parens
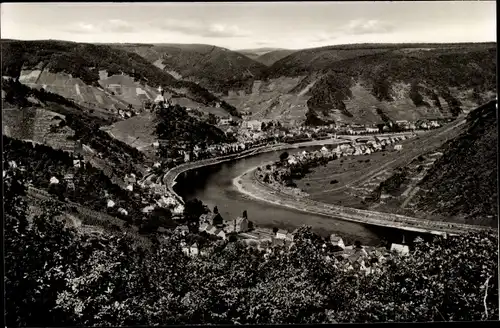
top-left (2, 79), bottom-right (146, 178)
top-left (413, 100), bottom-right (498, 226)
top-left (213, 43), bottom-right (496, 126)
top-left (155, 104), bottom-right (234, 159)
top-left (1, 39), bottom-right (239, 117)
top-left (268, 43), bottom-right (496, 125)
top-left (113, 43), bottom-right (268, 95)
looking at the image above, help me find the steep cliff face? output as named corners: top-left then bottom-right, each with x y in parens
top-left (411, 100), bottom-right (498, 226)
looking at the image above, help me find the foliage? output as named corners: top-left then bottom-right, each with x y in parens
top-left (184, 198), bottom-right (208, 233)
top-left (155, 105), bottom-right (234, 158)
top-left (3, 136), bottom-right (144, 217)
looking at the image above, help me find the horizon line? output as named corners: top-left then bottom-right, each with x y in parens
top-left (1, 37), bottom-right (496, 52)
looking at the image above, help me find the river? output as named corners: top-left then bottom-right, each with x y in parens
top-left (174, 145), bottom-right (430, 246)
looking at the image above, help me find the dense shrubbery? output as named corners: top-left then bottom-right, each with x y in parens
top-left (155, 104), bottom-right (234, 158)
top-left (4, 167), bottom-right (498, 325)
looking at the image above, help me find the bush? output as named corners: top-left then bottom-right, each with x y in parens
top-left (330, 180), bottom-right (339, 184)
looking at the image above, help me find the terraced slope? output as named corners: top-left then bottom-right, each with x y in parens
top-left (1, 39), bottom-right (238, 117)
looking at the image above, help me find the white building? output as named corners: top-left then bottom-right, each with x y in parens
top-left (330, 234), bottom-right (345, 249)
top-left (107, 199), bottom-right (115, 208)
top-left (173, 204), bottom-right (185, 215)
top-left (390, 243), bottom-right (409, 255)
top-left (276, 229), bottom-right (288, 240)
top-left (142, 205), bottom-right (155, 214)
top-left (394, 144), bottom-right (403, 151)
top-left (49, 176), bottom-right (59, 185)
top-left (244, 120), bottom-right (262, 132)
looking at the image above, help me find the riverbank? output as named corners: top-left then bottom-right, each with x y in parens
top-left (233, 165), bottom-right (492, 236)
top-left (163, 138), bottom-right (351, 204)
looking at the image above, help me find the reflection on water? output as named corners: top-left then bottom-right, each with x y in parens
top-left (174, 146), bottom-right (430, 246)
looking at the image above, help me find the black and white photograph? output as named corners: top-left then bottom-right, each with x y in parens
top-left (2, 1), bottom-right (498, 325)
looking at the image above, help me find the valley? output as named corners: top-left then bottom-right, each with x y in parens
top-left (2, 8), bottom-right (498, 323)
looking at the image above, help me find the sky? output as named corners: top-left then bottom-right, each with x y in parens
top-left (1, 2), bottom-right (496, 50)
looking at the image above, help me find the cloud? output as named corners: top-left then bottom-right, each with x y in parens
top-left (153, 19), bottom-right (250, 38)
top-left (103, 19), bottom-right (134, 33)
top-left (345, 19), bottom-right (395, 35)
top-left (64, 19), bottom-right (135, 34)
top-left (64, 22), bottom-right (97, 34)
top-left (312, 19), bottom-right (395, 43)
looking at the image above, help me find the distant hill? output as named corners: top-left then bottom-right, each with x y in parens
top-left (1, 39), bottom-right (239, 117)
top-left (113, 43), bottom-right (267, 96)
top-left (222, 43), bottom-right (496, 126)
top-left (253, 49), bottom-right (297, 66)
top-left (235, 48), bottom-right (295, 65)
top-left (411, 100), bottom-right (498, 226)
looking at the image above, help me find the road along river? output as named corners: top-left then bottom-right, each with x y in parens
top-left (172, 142), bottom-right (434, 246)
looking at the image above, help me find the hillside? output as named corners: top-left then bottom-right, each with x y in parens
top-left (2, 79), bottom-right (147, 179)
top-left (1, 39), bottom-right (239, 117)
top-left (222, 43), bottom-right (496, 126)
top-left (410, 100), bottom-right (498, 225)
top-left (113, 43), bottom-right (267, 95)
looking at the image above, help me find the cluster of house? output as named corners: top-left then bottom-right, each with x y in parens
top-left (122, 172), bottom-right (185, 216)
top-left (284, 136), bottom-right (410, 168)
top-left (303, 119), bottom-right (444, 136)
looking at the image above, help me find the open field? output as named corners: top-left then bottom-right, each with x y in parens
top-left (294, 118), bottom-right (469, 219)
top-left (104, 112), bottom-right (157, 150)
top-left (234, 164), bottom-right (491, 236)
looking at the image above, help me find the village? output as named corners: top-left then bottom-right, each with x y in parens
top-left (255, 132), bottom-right (414, 199)
top-left (172, 204), bottom-right (413, 277)
top-left (42, 87), bottom-right (442, 258)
